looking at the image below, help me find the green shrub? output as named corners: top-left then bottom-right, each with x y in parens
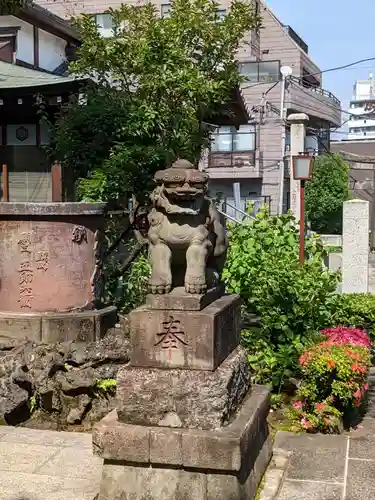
top-left (104, 247), bottom-right (150, 314)
top-left (287, 340), bottom-right (371, 433)
top-left (224, 207), bottom-right (340, 346)
top-left (334, 294), bottom-right (375, 339)
top-left (305, 153), bottom-right (350, 234)
top-left (241, 329), bottom-right (308, 391)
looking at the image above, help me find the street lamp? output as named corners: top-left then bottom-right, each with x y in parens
top-left (292, 153), bottom-right (314, 264)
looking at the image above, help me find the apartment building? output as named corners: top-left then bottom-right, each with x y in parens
top-left (35, 0), bottom-right (341, 214)
top-left (348, 74), bottom-right (375, 140)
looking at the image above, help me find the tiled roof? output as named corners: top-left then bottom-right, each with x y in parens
top-left (0, 61), bottom-right (80, 89)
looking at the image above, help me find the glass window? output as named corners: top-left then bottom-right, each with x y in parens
top-left (94, 13), bottom-right (113, 37)
top-left (258, 61), bottom-right (280, 82)
top-left (212, 126), bottom-right (235, 152)
top-left (211, 125), bottom-right (255, 152)
top-left (216, 9), bottom-right (226, 21)
top-left (161, 4), bottom-right (171, 18)
top-left (238, 62), bottom-right (259, 82)
top-left (233, 125), bottom-right (256, 151)
top-left (238, 61), bottom-right (280, 83)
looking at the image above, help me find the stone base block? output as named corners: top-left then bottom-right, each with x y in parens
top-left (116, 347), bottom-right (251, 429)
top-left (145, 285), bottom-right (225, 311)
top-left (93, 386), bottom-right (272, 500)
top-left (130, 294), bottom-right (240, 370)
top-left (0, 306), bottom-right (117, 343)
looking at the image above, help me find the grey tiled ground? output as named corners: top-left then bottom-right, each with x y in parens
top-left (0, 426), bottom-right (101, 500)
top-left (274, 419), bottom-right (375, 500)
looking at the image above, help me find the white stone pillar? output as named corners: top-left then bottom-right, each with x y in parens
top-left (342, 199), bottom-right (370, 294)
top-left (288, 113), bottom-right (309, 221)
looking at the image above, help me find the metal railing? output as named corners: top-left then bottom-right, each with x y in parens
top-left (218, 201), bottom-right (256, 224)
top-left (290, 76), bottom-right (340, 106)
top-left (208, 151), bottom-right (256, 169)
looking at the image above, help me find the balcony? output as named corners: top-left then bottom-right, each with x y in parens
top-left (206, 151), bottom-right (262, 179)
top-left (287, 76), bottom-right (341, 128)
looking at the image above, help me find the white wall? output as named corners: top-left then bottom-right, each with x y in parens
top-left (0, 15), bottom-right (68, 71)
top-left (38, 28), bottom-right (66, 72)
top-left (0, 15), bottom-right (33, 65)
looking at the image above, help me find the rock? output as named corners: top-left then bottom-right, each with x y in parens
top-left (0, 378), bottom-right (29, 425)
top-left (66, 394), bottom-right (91, 425)
top-left (0, 328), bottom-right (130, 429)
top-left (85, 395), bottom-right (116, 430)
top-left (65, 329), bottom-right (130, 368)
top-left (56, 367), bottom-right (95, 394)
top-left (39, 379), bottom-right (61, 412)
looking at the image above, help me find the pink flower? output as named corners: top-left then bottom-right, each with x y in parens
top-left (301, 418), bottom-right (313, 430)
top-left (315, 403), bottom-right (325, 411)
top-left (322, 327), bottom-right (371, 348)
top-left (354, 389), bottom-right (362, 399)
top-left (293, 401), bottom-right (303, 410)
top-left (364, 383), bottom-right (369, 392)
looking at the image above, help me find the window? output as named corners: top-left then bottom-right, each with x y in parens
top-left (238, 61), bottom-right (280, 83)
top-left (93, 13), bottom-right (114, 37)
top-left (161, 4), bottom-right (171, 18)
top-left (211, 125), bottom-right (256, 152)
top-left (216, 9), bottom-right (226, 21)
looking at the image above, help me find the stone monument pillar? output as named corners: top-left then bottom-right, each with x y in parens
top-left (342, 199), bottom-right (370, 294)
top-left (93, 160), bottom-right (272, 500)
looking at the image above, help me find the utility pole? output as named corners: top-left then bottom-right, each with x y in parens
top-left (278, 66), bottom-right (292, 214)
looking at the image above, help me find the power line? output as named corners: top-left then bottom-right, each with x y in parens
top-left (303, 56), bottom-right (375, 79)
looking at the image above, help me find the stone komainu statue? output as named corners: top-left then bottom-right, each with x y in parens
top-left (148, 159), bottom-right (228, 294)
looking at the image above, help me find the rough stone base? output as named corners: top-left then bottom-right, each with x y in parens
top-left (116, 347), bottom-right (251, 429)
top-left (0, 306), bottom-right (117, 343)
top-left (93, 386), bottom-right (271, 500)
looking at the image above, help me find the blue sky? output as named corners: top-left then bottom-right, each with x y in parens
top-left (266, 0), bottom-right (375, 122)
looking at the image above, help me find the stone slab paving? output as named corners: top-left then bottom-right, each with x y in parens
top-left (274, 418), bottom-right (375, 500)
top-left (0, 426), bottom-right (102, 500)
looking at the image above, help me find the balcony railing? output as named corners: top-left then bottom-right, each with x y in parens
top-left (208, 151), bottom-right (256, 168)
top-left (290, 76), bottom-right (340, 106)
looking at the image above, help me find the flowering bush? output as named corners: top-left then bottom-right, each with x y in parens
top-left (321, 327), bottom-right (371, 349)
top-left (286, 397), bottom-right (343, 433)
top-left (286, 341), bottom-right (371, 433)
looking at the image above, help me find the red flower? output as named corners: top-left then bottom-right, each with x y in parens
top-left (315, 403), bottom-right (325, 411)
top-left (293, 401), bottom-right (303, 410)
top-left (327, 360), bottom-right (335, 369)
top-left (352, 363), bottom-right (366, 374)
top-left (324, 418), bottom-right (331, 426)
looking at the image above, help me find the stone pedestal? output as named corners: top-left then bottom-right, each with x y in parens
top-left (94, 386), bottom-right (271, 500)
top-left (130, 293), bottom-right (240, 370)
top-left (93, 290), bottom-right (271, 500)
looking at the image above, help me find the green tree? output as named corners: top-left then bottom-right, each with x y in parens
top-left (50, 0), bottom-right (261, 202)
top-left (305, 153), bottom-right (350, 234)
